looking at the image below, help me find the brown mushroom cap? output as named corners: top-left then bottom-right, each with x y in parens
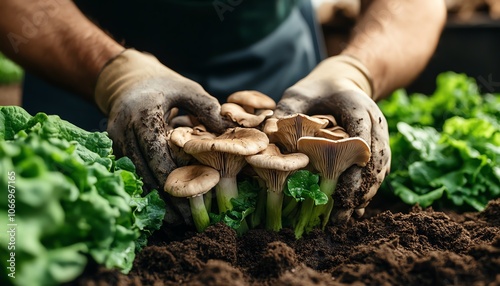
top-left (165, 165), bottom-right (220, 197)
top-left (246, 144), bottom-right (309, 192)
top-left (312, 114), bottom-right (338, 128)
top-left (227, 90), bottom-right (276, 113)
top-left (315, 128), bottom-right (349, 140)
top-left (246, 144), bottom-right (309, 172)
top-left (273, 113), bottom-right (329, 153)
top-left (297, 136), bottom-right (371, 181)
top-left (170, 126), bottom-right (216, 148)
top-left (183, 127), bottom-right (269, 177)
top-left (221, 103), bottom-right (273, 128)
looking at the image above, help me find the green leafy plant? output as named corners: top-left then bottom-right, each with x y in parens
top-left (379, 72), bottom-right (500, 211)
top-left (0, 107), bottom-right (165, 286)
top-left (283, 170), bottom-right (328, 238)
top-left (209, 179), bottom-right (259, 233)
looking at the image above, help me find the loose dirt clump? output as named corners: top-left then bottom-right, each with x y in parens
top-left (74, 199), bottom-right (500, 286)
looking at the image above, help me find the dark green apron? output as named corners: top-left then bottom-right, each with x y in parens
top-left (75, 0), bottom-right (324, 100)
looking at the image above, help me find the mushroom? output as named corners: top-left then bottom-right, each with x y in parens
top-left (221, 103), bottom-right (273, 128)
top-left (246, 144), bottom-right (309, 231)
top-left (312, 114), bottom-right (338, 128)
top-left (165, 165), bottom-right (220, 232)
top-left (227, 90), bottom-right (276, 114)
top-left (296, 136), bottom-right (371, 233)
top-left (272, 114), bottom-right (329, 153)
top-left (167, 126), bottom-right (216, 167)
top-left (170, 126), bottom-right (216, 148)
top-left (315, 128), bottom-right (349, 140)
top-left (183, 127), bottom-right (269, 214)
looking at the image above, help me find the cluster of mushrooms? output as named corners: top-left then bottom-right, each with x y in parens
top-left (164, 91), bottom-right (371, 238)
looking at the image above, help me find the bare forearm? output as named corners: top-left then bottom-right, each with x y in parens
top-left (343, 0), bottom-right (446, 100)
top-left (0, 0), bottom-right (123, 99)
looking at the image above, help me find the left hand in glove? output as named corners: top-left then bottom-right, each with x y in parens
top-left (274, 55), bottom-right (391, 223)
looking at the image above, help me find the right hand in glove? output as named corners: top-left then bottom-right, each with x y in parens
top-left (95, 49), bottom-right (232, 224)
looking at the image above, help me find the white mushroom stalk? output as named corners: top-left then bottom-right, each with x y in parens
top-left (297, 136), bottom-right (371, 232)
top-left (246, 144), bottom-right (309, 232)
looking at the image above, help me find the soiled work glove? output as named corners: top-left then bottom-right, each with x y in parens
top-left (95, 49), bottom-right (231, 224)
top-left (274, 55), bottom-right (391, 223)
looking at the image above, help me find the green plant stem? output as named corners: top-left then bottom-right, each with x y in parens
top-left (190, 196), bottom-right (210, 232)
top-left (282, 198), bottom-right (298, 218)
top-left (321, 198), bottom-right (334, 230)
top-left (308, 178), bottom-right (337, 230)
top-left (294, 198), bottom-right (314, 239)
top-left (250, 187), bottom-right (266, 228)
top-left (215, 177), bottom-right (238, 213)
top-left (266, 190), bottom-right (283, 231)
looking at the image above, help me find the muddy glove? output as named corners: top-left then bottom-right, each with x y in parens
top-left (274, 55), bottom-right (391, 223)
top-left (95, 49), bottom-right (231, 224)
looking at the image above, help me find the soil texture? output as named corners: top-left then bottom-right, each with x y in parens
top-left (74, 199), bottom-right (500, 286)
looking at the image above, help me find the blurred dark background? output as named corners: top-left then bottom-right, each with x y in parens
top-left (20, 0), bottom-right (500, 131)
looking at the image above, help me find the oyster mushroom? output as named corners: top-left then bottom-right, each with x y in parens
top-left (315, 127), bottom-right (349, 140)
top-left (246, 144), bottom-right (309, 231)
top-left (183, 127), bottom-right (269, 213)
top-left (227, 90), bottom-right (276, 114)
top-left (221, 103), bottom-right (273, 128)
top-left (165, 165), bottom-right (220, 232)
top-left (296, 136), bottom-right (371, 233)
top-left (272, 114), bottom-right (329, 153)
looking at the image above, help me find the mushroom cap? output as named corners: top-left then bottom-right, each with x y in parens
top-left (227, 90), bottom-right (276, 112)
top-left (315, 128), bottom-right (349, 140)
top-left (165, 165), bottom-right (220, 197)
top-left (246, 144), bottom-right (309, 192)
top-left (245, 144), bottom-right (309, 172)
top-left (263, 117), bottom-right (278, 134)
top-left (312, 114), bottom-right (338, 128)
top-left (170, 126), bottom-right (216, 148)
top-left (183, 127), bottom-right (269, 177)
top-left (297, 136), bottom-right (371, 181)
top-left (273, 113), bottom-right (329, 153)
top-left (221, 103), bottom-right (273, 128)
top-left (184, 127), bottom-right (269, 155)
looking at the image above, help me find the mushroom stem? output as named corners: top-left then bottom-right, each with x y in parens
top-left (215, 176), bottom-right (250, 235)
top-left (294, 198), bottom-right (315, 239)
top-left (204, 190), bottom-right (213, 213)
top-left (215, 177), bottom-right (239, 213)
top-left (190, 195), bottom-right (210, 232)
top-left (266, 190), bottom-right (284, 231)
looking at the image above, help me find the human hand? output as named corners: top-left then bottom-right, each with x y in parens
top-left (95, 49), bottom-right (232, 224)
top-left (274, 55), bottom-right (391, 223)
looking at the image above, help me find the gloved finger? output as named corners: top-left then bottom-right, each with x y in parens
top-left (331, 208), bottom-right (354, 225)
top-left (107, 117), bottom-right (159, 190)
top-left (354, 208), bottom-right (365, 218)
top-left (163, 83), bottom-right (235, 133)
top-left (132, 104), bottom-right (177, 186)
top-left (274, 87), bottom-right (314, 117)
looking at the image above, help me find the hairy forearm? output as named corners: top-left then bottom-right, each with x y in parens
top-left (343, 0), bottom-right (447, 100)
top-left (0, 0), bottom-right (123, 99)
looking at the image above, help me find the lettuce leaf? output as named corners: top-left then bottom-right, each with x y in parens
top-left (0, 106), bottom-right (165, 286)
top-left (379, 73), bottom-right (500, 211)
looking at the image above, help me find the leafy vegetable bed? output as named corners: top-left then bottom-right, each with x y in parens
top-left (0, 107), bottom-right (165, 286)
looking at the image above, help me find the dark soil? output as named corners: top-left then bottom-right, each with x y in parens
top-left (74, 199), bottom-right (500, 286)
